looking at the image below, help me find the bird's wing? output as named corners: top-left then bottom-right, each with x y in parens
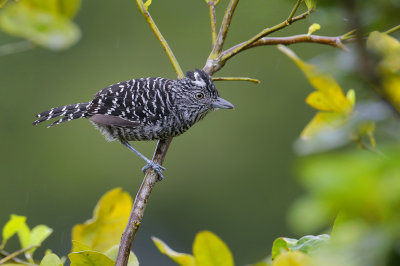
top-left (87, 78), bottom-right (157, 127)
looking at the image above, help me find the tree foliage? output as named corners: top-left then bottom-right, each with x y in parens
top-left (1, 0), bottom-right (400, 265)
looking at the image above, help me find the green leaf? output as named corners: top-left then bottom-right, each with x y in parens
top-left (29, 225), bottom-right (53, 246)
top-left (304, 0), bottom-right (316, 10)
top-left (272, 235), bottom-right (330, 259)
top-left (272, 238), bottom-right (298, 260)
top-left (40, 253), bottom-right (63, 266)
top-left (273, 251), bottom-right (313, 266)
top-left (152, 237), bottom-right (195, 266)
top-left (68, 251), bottom-right (115, 266)
top-left (57, 0), bottom-right (81, 17)
top-left (193, 231), bottom-right (234, 266)
top-left (0, 1), bottom-right (81, 50)
top-left (17, 222), bottom-right (31, 249)
top-left (104, 245), bottom-right (139, 266)
top-left (25, 225), bottom-right (53, 257)
top-left (71, 240), bottom-right (93, 252)
top-left (72, 188), bottom-right (133, 252)
top-left (27, 0), bottom-right (81, 18)
top-left (1, 214), bottom-right (27, 248)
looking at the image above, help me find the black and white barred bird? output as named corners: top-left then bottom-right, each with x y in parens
top-left (33, 69), bottom-right (234, 179)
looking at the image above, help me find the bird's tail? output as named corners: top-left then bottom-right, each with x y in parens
top-left (33, 103), bottom-right (90, 127)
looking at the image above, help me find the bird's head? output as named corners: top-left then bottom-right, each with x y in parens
top-left (176, 69), bottom-right (234, 121)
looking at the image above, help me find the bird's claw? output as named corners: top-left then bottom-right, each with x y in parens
top-left (142, 161), bottom-right (166, 180)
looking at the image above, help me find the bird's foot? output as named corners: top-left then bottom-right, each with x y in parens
top-left (142, 161), bottom-right (166, 181)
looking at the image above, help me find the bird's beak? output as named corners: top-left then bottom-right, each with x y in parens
top-left (212, 97), bottom-right (235, 109)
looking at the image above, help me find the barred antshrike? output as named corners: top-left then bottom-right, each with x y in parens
top-left (33, 69), bottom-right (234, 179)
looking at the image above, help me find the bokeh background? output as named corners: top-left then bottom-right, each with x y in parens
top-left (0, 0), bottom-right (389, 265)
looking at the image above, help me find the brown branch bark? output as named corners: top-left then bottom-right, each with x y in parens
top-left (204, 10), bottom-right (313, 75)
top-left (116, 139), bottom-right (172, 266)
top-left (249, 34), bottom-right (346, 50)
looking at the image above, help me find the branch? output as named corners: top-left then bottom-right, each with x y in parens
top-left (135, 0), bottom-right (184, 78)
top-left (116, 1), bottom-right (184, 265)
top-left (208, 0), bottom-right (239, 59)
top-left (212, 77), bottom-right (260, 84)
top-left (249, 34), bottom-right (347, 50)
top-left (116, 139), bottom-right (172, 266)
top-left (0, 245), bottom-right (39, 265)
top-left (204, 10), bottom-right (313, 75)
top-left (287, 0), bottom-right (303, 24)
top-left (207, 0), bottom-right (219, 46)
top-left (385, 24), bottom-right (400, 35)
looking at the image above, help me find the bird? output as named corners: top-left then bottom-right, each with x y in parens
top-left (33, 69), bottom-right (234, 179)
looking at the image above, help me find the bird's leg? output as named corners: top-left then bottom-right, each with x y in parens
top-left (120, 139), bottom-right (166, 180)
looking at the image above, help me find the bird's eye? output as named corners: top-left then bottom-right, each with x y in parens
top-left (195, 92), bottom-right (205, 99)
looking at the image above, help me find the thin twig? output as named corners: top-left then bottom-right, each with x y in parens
top-left (0, 245), bottom-right (39, 265)
top-left (204, 10), bottom-right (313, 75)
top-left (208, 0), bottom-right (239, 59)
top-left (135, 0), bottom-right (184, 77)
top-left (208, 1), bottom-right (218, 46)
top-left (287, 0), bottom-right (303, 24)
top-left (116, 1), bottom-right (185, 265)
top-left (221, 10), bottom-right (313, 61)
top-left (249, 34), bottom-right (347, 50)
top-left (212, 77), bottom-right (260, 84)
top-left (385, 24), bottom-right (400, 35)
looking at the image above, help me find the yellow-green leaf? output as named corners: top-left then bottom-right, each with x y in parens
top-left (29, 225), bottom-right (53, 246)
top-left (0, 1), bottom-right (81, 50)
top-left (2, 214), bottom-right (27, 247)
top-left (367, 31), bottom-right (400, 72)
top-left (144, 0), bottom-right (152, 11)
top-left (152, 237), bottom-right (195, 266)
top-left (17, 222), bottom-right (31, 249)
top-left (307, 23), bottom-right (320, 35)
top-left (40, 253), bottom-right (63, 266)
top-left (72, 188), bottom-right (133, 252)
top-left (301, 112), bottom-right (348, 139)
top-left (304, 0), bottom-right (316, 10)
top-left (71, 240), bottom-right (92, 252)
top-left (24, 225), bottom-right (53, 258)
top-left (278, 45), bottom-right (353, 114)
top-left (193, 231), bottom-right (234, 266)
top-left (68, 251), bottom-right (114, 266)
top-left (367, 31), bottom-right (400, 113)
top-left (273, 251), bottom-right (313, 266)
top-left (104, 245), bottom-right (139, 266)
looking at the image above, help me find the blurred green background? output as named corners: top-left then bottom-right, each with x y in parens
top-left (0, 0), bottom-right (346, 265)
